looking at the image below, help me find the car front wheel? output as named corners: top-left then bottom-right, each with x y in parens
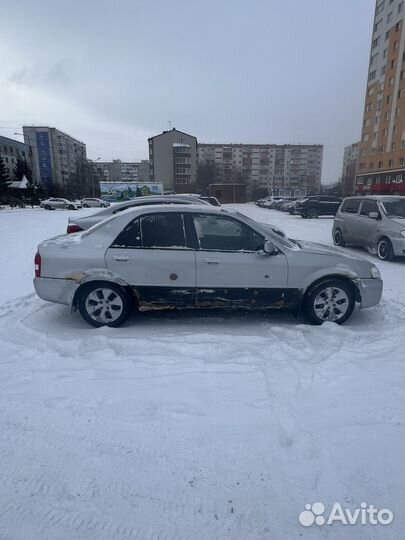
top-left (307, 207), bottom-right (319, 218)
top-left (303, 278), bottom-right (355, 325)
top-left (78, 282), bottom-right (132, 327)
top-left (377, 237), bottom-right (394, 261)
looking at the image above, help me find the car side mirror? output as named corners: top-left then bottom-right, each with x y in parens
top-left (263, 239), bottom-right (277, 255)
top-left (368, 211), bottom-right (380, 219)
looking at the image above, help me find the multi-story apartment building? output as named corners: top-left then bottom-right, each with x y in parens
top-left (22, 126), bottom-right (91, 197)
top-left (0, 135), bottom-right (33, 181)
top-left (92, 159), bottom-right (150, 184)
top-left (356, 0), bottom-right (405, 194)
top-left (148, 129), bottom-right (198, 192)
top-left (198, 143), bottom-right (323, 197)
top-left (341, 142), bottom-right (360, 195)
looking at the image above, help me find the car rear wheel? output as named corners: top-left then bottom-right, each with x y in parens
top-left (83, 203), bottom-right (89, 208)
top-left (78, 282), bottom-right (132, 327)
top-left (303, 278), bottom-right (355, 325)
top-left (333, 229), bottom-right (345, 247)
top-left (377, 237), bottom-right (394, 261)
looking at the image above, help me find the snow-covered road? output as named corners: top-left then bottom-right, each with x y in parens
top-left (0, 204), bottom-right (403, 540)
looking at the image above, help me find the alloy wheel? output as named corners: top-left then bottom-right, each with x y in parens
top-left (85, 287), bottom-right (124, 324)
top-left (313, 286), bottom-right (349, 322)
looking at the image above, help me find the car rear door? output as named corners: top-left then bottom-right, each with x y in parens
top-left (190, 213), bottom-right (288, 306)
top-left (105, 211), bottom-right (197, 306)
top-left (356, 199), bottom-right (380, 247)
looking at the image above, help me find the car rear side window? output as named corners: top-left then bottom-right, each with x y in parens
top-left (141, 213), bottom-right (186, 248)
top-left (111, 218), bottom-right (142, 247)
top-left (360, 200), bottom-right (379, 216)
top-left (341, 199), bottom-right (361, 214)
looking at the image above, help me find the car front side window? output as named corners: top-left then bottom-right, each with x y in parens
top-left (360, 200), bottom-right (379, 216)
top-left (193, 214), bottom-right (263, 252)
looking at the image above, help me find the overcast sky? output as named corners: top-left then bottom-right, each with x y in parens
top-left (1, 0), bottom-right (374, 183)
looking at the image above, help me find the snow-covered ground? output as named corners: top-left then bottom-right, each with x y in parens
top-left (0, 204), bottom-right (403, 540)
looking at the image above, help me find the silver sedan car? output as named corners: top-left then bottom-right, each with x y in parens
top-left (67, 195), bottom-right (210, 233)
top-left (34, 205), bottom-right (383, 327)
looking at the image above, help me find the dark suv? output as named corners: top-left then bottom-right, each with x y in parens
top-left (296, 196), bottom-right (342, 218)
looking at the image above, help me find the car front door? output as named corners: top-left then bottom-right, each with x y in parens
top-left (356, 199), bottom-right (380, 248)
top-left (191, 213), bottom-right (288, 307)
top-left (105, 212), bottom-right (196, 307)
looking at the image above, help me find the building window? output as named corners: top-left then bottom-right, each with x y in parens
top-left (387, 11), bottom-right (393, 23)
top-left (391, 142), bottom-right (396, 150)
top-left (399, 1), bottom-right (404, 12)
top-left (389, 159), bottom-right (394, 166)
top-left (369, 70), bottom-right (376, 81)
top-left (362, 133), bottom-right (369, 142)
top-left (366, 102), bottom-right (373, 112)
top-left (378, 161), bottom-right (383, 168)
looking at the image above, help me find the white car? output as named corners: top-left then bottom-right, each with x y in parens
top-left (34, 204), bottom-right (383, 328)
top-left (81, 198), bottom-right (110, 208)
top-left (40, 198), bottom-right (82, 210)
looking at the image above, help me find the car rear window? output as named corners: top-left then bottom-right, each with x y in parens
top-left (341, 199), bottom-right (361, 214)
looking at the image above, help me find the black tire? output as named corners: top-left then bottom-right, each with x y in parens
top-left (377, 237), bottom-right (394, 261)
top-left (300, 214), bottom-right (308, 219)
top-left (78, 282), bottom-right (132, 327)
top-left (303, 278), bottom-right (355, 325)
top-left (333, 228), bottom-right (345, 247)
top-left (44, 204), bottom-right (51, 210)
top-left (68, 204), bottom-right (75, 210)
top-left (83, 204), bottom-right (89, 208)
top-left (307, 207), bottom-right (319, 218)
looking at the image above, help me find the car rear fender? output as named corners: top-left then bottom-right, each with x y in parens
top-left (68, 269), bottom-right (130, 311)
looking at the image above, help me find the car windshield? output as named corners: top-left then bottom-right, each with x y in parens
top-left (381, 199), bottom-right (405, 219)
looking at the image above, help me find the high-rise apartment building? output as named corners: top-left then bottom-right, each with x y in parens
top-left (92, 159), bottom-right (150, 183)
top-left (341, 142), bottom-right (360, 195)
top-left (0, 135), bottom-right (33, 181)
top-left (148, 129), bottom-right (198, 192)
top-left (198, 143), bottom-right (323, 197)
top-left (356, 0), bottom-right (405, 194)
top-left (23, 126), bottom-right (91, 197)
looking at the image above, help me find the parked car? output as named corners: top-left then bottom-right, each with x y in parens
top-left (34, 204), bottom-right (382, 328)
top-left (66, 194), bottom-right (210, 233)
top-left (81, 198), bottom-right (110, 208)
top-left (200, 196), bottom-right (221, 206)
top-left (40, 198), bottom-right (82, 210)
top-left (296, 196), bottom-right (342, 218)
top-left (332, 195), bottom-right (405, 261)
top-left (260, 197), bottom-right (285, 209)
top-left (288, 199), bottom-right (306, 215)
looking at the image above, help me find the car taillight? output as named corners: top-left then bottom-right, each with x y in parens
top-left (67, 224), bottom-right (83, 234)
top-left (34, 252), bottom-right (41, 277)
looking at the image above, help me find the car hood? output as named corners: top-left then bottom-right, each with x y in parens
top-left (390, 217), bottom-right (405, 225)
top-left (297, 240), bottom-right (367, 260)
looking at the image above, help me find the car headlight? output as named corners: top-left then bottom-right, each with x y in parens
top-left (370, 266), bottom-right (381, 279)
top-left (400, 230), bottom-right (405, 238)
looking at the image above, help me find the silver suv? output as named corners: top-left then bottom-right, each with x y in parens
top-left (332, 196), bottom-right (405, 261)
top-left (34, 205), bottom-right (383, 327)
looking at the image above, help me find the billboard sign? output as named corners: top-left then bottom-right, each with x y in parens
top-left (100, 182), bottom-right (164, 202)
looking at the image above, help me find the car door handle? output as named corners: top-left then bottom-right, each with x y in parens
top-left (202, 257), bottom-right (221, 264)
top-left (113, 255), bottom-right (129, 262)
